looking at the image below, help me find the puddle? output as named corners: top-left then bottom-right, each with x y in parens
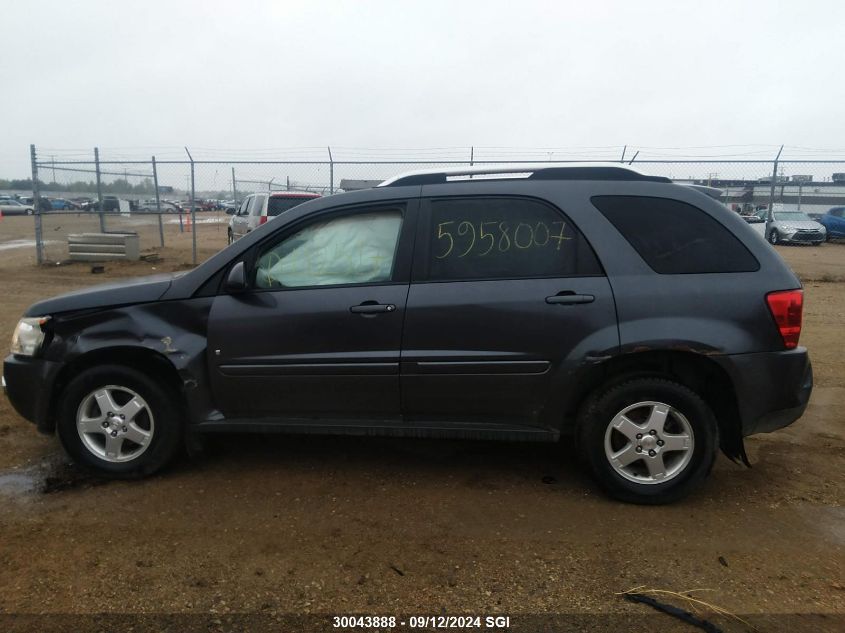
top-left (813, 506), bottom-right (845, 546)
top-left (0, 459), bottom-right (109, 498)
top-left (0, 239), bottom-right (60, 252)
top-left (164, 217), bottom-right (225, 226)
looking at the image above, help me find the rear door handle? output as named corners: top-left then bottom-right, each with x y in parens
top-left (350, 302), bottom-right (396, 314)
top-left (545, 292), bottom-right (595, 305)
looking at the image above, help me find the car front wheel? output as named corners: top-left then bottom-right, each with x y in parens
top-left (57, 365), bottom-right (182, 477)
top-left (578, 377), bottom-right (718, 504)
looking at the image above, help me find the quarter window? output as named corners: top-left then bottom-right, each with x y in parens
top-left (254, 209), bottom-right (404, 289)
top-left (425, 197), bottom-right (602, 281)
top-left (592, 195), bottom-right (759, 274)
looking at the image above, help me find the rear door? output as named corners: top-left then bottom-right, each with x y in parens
top-left (401, 195), bottom-right (618, 429)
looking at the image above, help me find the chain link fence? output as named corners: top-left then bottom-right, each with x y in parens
top-left (3, 146), bottom-right (844, 265)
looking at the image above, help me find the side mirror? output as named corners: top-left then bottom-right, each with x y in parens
top-left (225, 261), bottom-right (248, 293)
top-left (225, 208), bottom-right (235, 215)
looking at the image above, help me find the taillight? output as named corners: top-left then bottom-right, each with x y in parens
top-left (766, 289), bottom-right (803, 349)
top-left (259, 216), bottom-right (267, 225)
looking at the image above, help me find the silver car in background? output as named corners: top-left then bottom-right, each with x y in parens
top-left (753, 209), bottom-right (826, 246)
top-left (228, 191), bottom-right (321, 243)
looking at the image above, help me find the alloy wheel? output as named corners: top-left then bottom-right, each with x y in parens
top-left (603, 401), bottom-right (694, 485)
top-left (76, 385), bottom-right (155, 463)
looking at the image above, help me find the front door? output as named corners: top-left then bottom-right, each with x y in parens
top-left (208, 201), bottom-right (417, 421)
top-left (401, 195), bottom-right (618, 428)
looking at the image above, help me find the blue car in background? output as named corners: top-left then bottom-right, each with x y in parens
top-left (819, 207), bottom-right (845, 240)
top-left (49, 198), bottom-right (78, 210)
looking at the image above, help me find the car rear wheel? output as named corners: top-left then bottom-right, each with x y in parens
top-left (578, 377), bottom-right (718, 504)
top-left (768, 230), bottom-right (780, 245)
top-left (57, 365), bottom-right (182, 477)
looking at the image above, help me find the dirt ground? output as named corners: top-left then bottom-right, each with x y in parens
top-left (0, 216), bottom-right (842, 632)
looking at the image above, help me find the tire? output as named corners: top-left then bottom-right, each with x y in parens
top-left (768, 230), bottom-right (780, 245)
top-left (227, 229), bottom-right (234, 245)
top-left (56, 365), bottom-right (183, 478)
top-left (578, 377), bottom-right (718, 504)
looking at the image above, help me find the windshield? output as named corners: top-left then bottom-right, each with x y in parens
top-left (776, 212), bottom-right (812, 221)
top-left (267, 196), bottom-right (316, 217)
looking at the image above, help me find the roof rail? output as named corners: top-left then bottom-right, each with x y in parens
top-left (378, 163), bottom-right (671, 187)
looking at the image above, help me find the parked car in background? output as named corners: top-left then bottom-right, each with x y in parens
top-left (82, 196), bottom-right (123, 213)
top-left (2, 165), bottom-right (812, 504)
top-left (752, 208), bottom-right (826, 245)
top-left (0, 199), bottom-right (34, 215)
top-left (136, 200), bottom-right (182, 213)
top-left (50, 198), bottom-right (78, 210)
top-left (228, 191), bottom-right (321, 243)
top-left (818, 207), bottom-right (845, 240)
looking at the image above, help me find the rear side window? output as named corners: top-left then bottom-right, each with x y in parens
top-left (425, 197), bottom-right (602, 281)
top-left (592, 195), bottom-right (759, 274)
top-left (268, 196), bottom-right (315, 217)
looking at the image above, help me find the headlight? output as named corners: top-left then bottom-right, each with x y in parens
top-left (10, 317), bottom-right (50, 356)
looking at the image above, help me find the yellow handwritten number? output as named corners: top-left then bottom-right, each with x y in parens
top-left (457, 221), bottom-right (476, 257)
top-left (550, 221), bottom-right (572, 250)
top-left (479, 222), bottom-right (496, 256)
top-left (498, 222), bottom-right (511, 252)
top-left (436, 221), bottom-right (454, 259)
top-left (514, 222), bottom-right (533, 249)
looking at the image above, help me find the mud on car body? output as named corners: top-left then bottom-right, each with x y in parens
top-left (3, 165), bottom-right (812, 504)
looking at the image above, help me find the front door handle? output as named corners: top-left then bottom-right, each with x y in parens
top-left (545, 292), bottom-right (595, 305)
top-left (350, 302), bottom-right (396, 314)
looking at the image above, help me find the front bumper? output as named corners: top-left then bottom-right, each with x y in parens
top-left (782, 230), bottom-right (825, 244)
top-left (715, 347), bottom-right (812, 436)
top-left (2, 354), bottom-right (63, 433)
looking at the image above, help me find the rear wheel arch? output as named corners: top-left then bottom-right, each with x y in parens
top-left (563, 350), bottom-right (746, 464)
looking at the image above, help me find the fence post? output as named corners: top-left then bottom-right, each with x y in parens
top-left (327, 146), bottom-right (334, 194)
top-left (231, 167), bottom-right (237, 203)
top-left (185, 147), bottom-right (197, 265)
top-left (152, 156), bottom-right (164, 247)
top-left (94, 147), bottom-right (105, 233)
top-left (767, 145), bottom-right (784, 223)
top-left (470, 146), bottom-right (474, 167)
top-left (30, 144), bottom-right (44, 264)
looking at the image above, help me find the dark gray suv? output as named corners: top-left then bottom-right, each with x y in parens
top-left (3, 165), bottom-right (812, 503)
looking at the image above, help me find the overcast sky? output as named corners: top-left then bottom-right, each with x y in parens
top-left (3, 0), bottom-right (845, 176)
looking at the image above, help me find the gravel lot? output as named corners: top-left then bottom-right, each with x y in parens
top-left (0, 216), bottom-right (843, 632)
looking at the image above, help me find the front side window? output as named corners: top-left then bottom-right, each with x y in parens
top-left (254, 209), bottom-right (403, 289)
top-left (425, 197), bottom-right (602, 281)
